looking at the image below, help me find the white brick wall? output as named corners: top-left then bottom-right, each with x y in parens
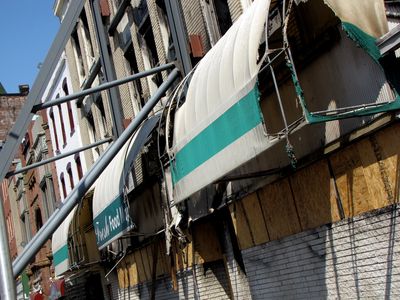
top-left (105, 205), bottom-right (400, 299)
top-left (242, 204), bottom-right (400, 299)
top-left (195, 261), bottom-right (231, 299)
top-left (177, 270), bottom-right (196, 299)
top-left (110, 262), bottom-right (233, 299)
top-left (223, 225), bottom-right (252, 300)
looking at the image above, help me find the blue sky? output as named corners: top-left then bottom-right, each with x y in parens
top-left (0, 1), bottom-right (60, 93)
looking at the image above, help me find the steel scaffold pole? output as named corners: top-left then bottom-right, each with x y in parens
top-left (32, 63), bottom-right (175, 112)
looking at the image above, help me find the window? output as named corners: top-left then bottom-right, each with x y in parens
top-left (60, 173), bottom-right (67, 199)
top-left (138, 15), bottom-right (162, 95)
top-left (124, 43), bottom-right (145, 108)
top-left (86, 108), bottom-right (97, 143)
top-left (40, 176), bottom-right (57, 219)
top-left (95, 94), bottom-right (108, 138)
top-left (49, 108), bottom-right (60, 152)
top-left (75, 154), bottom-right (83, 180)
top-left (213, 0), bottom-right (232, 36)
top-left (82, 98), bottom-right (100, 161)
top-left (81, 8), bottom-right (95, 67)
top-left (155, 0), bottom-right (172, 57)
top-left (118, 14), bottom-right (132, 50)
top-left (57, 100), bottom-right (67, 147)
top-left (20, 213), bottom-right (31, 245)
top-left (35, 208), bottom-right (43, 231)
top-left (139, 17), bottom-right (159, 71)
top-left (63, 78), bottom-right (75, 135)
top-left (21, 133), bottom-right (30, 159)
top-left (71, 29), bottom-right (86, 83)
top-left (132, 0), bottom-right (148, 27)
top-left (67, 162), bottom-right (74, 190)
top-left (200, 0), bottom-right (232, 46)
top-left (67, 101), bottom-right (75, 135)
top-left (16, 181), bottom-right (31, 245)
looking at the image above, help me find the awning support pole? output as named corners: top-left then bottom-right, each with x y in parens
top-left (5, 138), bottom-right (112, 178)
top-left (12, 68), bottom-right (180, 278)
top-left (32, 63), bottom-right (176, 113)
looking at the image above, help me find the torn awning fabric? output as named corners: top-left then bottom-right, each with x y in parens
top-left (294, 0), bottom-right (400, 124)
top-left (170, 0), bottom-right (271, 203)
top-left (92, 115), bottom-right (160, 250)
top-left (51, 207), bottom-right (77, 276)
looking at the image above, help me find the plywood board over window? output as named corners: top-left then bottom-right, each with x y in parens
top-left (133, 250), bottom-right (147, 283)
top-left (257, 178), bottom-right (302, 241)
top-left (329, 123), bottom-right (400, 218)
top-left (117, 260), bottom-right (130, 289)
top-left (141, 247), bottom-right (152, 281)
top-left (290, 160), bottom-right (341, 230)
top-left (372, 124), bottom-right (400, 204)
top-left (192, 221), bottom-right (223, 264)
top-left (356, 138), bottom-right (393, 209)
top-left (116, 240), bottom-right (170, 288)
top-left (116, 254), bottom-right (135, 288)
top-left (155, 241), bottom-right (170, 277)
top-left (229, 200), bottom-right (254, 250)
top-left (330, 144), bottom-right (374, 217)
top-left (128, 257), bottom-right (139, 287)
top-left (240, 193), bottom-right (269, 245)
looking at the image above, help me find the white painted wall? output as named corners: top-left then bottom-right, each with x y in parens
top-left (42, 52), bottom-right (88, 201)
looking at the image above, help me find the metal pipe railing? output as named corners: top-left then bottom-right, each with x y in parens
top-left (12, 68), bottom-right (180, 277)
top-left (31, 63), bottom-right (176, 113)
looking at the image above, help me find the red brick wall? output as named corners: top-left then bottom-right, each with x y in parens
top-left (18, 111), bottom-right (61, 297)
top-left (0, 94), bottom-right (26, 142)
top-left (0, 180), bottom-right (17, 259)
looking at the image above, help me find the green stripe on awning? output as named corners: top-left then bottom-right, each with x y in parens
top-left (172, 85), bottom-right (262, 184)
top-left (53, 244), bottom-right (68, 266)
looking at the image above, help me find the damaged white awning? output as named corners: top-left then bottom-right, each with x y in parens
top-left (323, 0), bottom-right (388, 38)
top-left (52, 207), bottom-right (77, 276)
top-left (92, 115), bottom-right (160, 250)
top-left (170, 0), bottom-right (271, 203)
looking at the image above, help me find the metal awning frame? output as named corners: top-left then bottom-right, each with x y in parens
top-left (278, 0), bottom-right (400, 124)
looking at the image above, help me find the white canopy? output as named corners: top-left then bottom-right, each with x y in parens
top-left (92, 115), bottom-right (160, 249)
top-left (52, 207), bottom-right (77, 276)
top-left (170, 0), bottom-right (271, 202)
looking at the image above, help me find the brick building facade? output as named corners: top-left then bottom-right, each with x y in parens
top-left (0, 84), bottom-right (28, 145)
top-left (17, 111), bottom-right (61, 297)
